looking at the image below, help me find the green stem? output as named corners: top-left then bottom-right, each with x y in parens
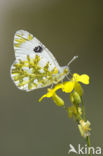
top-left (86, 136), bottom-right (91, 147)
top-left (81, 96), bottom-right (92, 156)
top-left (81, 96), bottom-right (85, 121)
top-left (86, 136), bottom-right (91, 156)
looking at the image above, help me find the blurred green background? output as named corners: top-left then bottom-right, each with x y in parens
top-left (0, 0), bottom-right (103, 155)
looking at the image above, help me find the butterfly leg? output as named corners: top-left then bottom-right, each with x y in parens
top-left (66, 71), bottom-right (73, 80)
top-left (50, 83), bottom-right (54, 89)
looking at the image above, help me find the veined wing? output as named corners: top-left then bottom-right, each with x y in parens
top-left (10, 30), bottom-right (62, 91)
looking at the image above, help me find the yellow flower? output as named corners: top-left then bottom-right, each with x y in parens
top-left (39, 84), bottom-right (64, 107)
top-left (39, 84), bottom-right (63, 101)
top-left (62, 73), bottom-right (89, 96)
top-left (39, 73), bottom-right (89, 105)
top-left (78, 120), bottom-right (91, 138)
top-left (73, 73), bottom-right (89, 84)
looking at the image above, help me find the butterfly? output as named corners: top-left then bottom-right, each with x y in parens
top-left (10, 30), bottom-right (77, 92)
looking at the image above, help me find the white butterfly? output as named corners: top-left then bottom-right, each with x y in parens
top-left (10, 30), bottom-right (77, 92)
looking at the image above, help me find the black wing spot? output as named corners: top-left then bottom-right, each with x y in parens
top-left (33, 46), bottom-right (43, 53)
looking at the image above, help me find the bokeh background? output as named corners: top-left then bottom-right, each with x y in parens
top-left (0, 0), bottom-right (103, 156)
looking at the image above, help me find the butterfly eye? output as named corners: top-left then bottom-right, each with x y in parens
top-left (33, 46), bottom-right (43, 53)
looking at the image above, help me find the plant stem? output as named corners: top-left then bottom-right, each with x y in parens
top-left (86, 136), bottom-right (91, 156)
top-left (81, 96), bottom-right (92, 156)
top-left (86, 136), bottom-right (90, 147)
top-left (81, 96), bottom-right (85, 121)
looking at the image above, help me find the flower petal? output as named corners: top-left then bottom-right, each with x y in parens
top-left (39, 94), bottom-right (48, 102)
top-left (73, 73), bottom-right (89, 85)
top-left (62, 81), bottom-right (74, 93)
top-left (53, 83), bottom-right (63, 92)
top-left (78, 74), bottom-right (90, 84)
top-left (73, 73), bottom-right (80, 81)
top-left (39, 88), bottom-right (55, 102)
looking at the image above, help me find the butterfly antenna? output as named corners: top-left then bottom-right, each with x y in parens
top-left (67, 56), bottom-right (78, 66)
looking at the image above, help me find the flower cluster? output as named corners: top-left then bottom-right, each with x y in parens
top-left (39, 73), bottom-right (89, 104)
top-left (39, 73), bottom-right (91, 138)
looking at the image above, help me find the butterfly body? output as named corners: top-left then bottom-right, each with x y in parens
top-left (10, 30), bottom-right (69, 92)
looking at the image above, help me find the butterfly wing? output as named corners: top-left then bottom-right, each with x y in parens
top-left (10, 30), bottom-right (61, 91)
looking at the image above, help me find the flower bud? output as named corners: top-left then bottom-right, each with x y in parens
top-left (74, 82), bottom-right (83, 96)
top-left (68, 106), bottom-right (76, 118)
top-left (68, 106), bottom-right (82, 119)
top-left (52, 93), bottom-right (64, 107)
top-left (70, 91), bottom-right (81, 105)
